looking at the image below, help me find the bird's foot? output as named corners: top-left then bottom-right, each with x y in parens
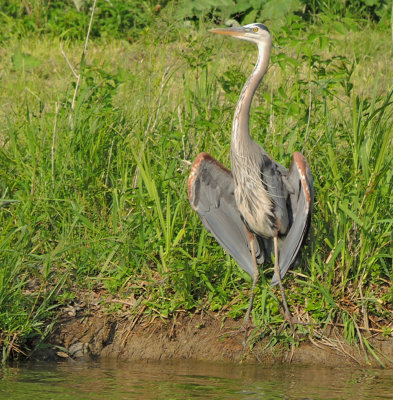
top-left (278, 311), bottom-right (300, 340)
top-left (220, 319), bottom-right (255, 348)
top-left (241, 317), bottom-right (254, 347)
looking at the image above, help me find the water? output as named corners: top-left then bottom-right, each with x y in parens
top-left (1, 360), bottom-right (393, 399)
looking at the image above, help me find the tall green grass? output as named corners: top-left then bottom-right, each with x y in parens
top-left (0, 13), bottom-right (392, 361)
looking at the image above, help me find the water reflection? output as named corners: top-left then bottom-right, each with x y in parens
top-left (1, 359), bottom-right (393, 399)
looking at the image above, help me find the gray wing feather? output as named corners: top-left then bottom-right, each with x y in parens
top-left (188, 153), bottom-right (264, 277)
top-left (271, 152), bottom-right (313, 285)
top-left (260, 154), bottom-right (289, 234)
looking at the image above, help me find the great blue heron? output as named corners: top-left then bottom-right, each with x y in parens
top-left (188, 23), bottom-right (313, 335)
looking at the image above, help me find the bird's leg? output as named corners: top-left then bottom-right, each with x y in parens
top-left (242, 233), bottom-right (259, 346)
top-left (273, 235), bottom-right (295, 332)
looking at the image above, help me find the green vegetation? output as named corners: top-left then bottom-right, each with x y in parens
top-left (0, 0), bottom-right (392, 363)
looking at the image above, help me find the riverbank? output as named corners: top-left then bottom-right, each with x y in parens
top-left (32, 294), bottom-right (393, 368)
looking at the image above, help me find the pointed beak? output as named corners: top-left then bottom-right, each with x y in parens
top-left (209, 27), bottom-right (246, 37)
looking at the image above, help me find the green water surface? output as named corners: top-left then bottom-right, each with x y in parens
top-left (1, 360), bottom-right (392, 399)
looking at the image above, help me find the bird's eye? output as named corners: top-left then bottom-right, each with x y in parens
top-left (253, 27), bottom-right (258, 32)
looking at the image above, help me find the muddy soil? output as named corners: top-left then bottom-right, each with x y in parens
top-left (36, 297), bottom-right (393, 368)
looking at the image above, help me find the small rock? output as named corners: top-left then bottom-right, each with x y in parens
top-left (56, 351), bottom-right (70, 359)
top-left (69, 342), bottom-right (90, 359)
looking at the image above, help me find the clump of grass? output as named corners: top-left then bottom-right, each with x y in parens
top-left (0, 6), bottom-right (392, 363)
top-left (0, 0), bottom-right (158, 41)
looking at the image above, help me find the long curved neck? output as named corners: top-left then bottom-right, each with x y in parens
top-left (231, 41), bottom-right (272, 153)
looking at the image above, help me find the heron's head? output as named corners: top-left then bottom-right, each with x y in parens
top-left (210, 23), bottom-right (271, 47)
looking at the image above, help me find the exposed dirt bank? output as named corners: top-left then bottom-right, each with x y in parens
top-left (35, 300), bottom-right (393, 368)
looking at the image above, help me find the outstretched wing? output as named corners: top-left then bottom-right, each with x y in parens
top-left (271, 152), bottom-right (313, 285)
top-left (188, 152), bottom-right (265, 277)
